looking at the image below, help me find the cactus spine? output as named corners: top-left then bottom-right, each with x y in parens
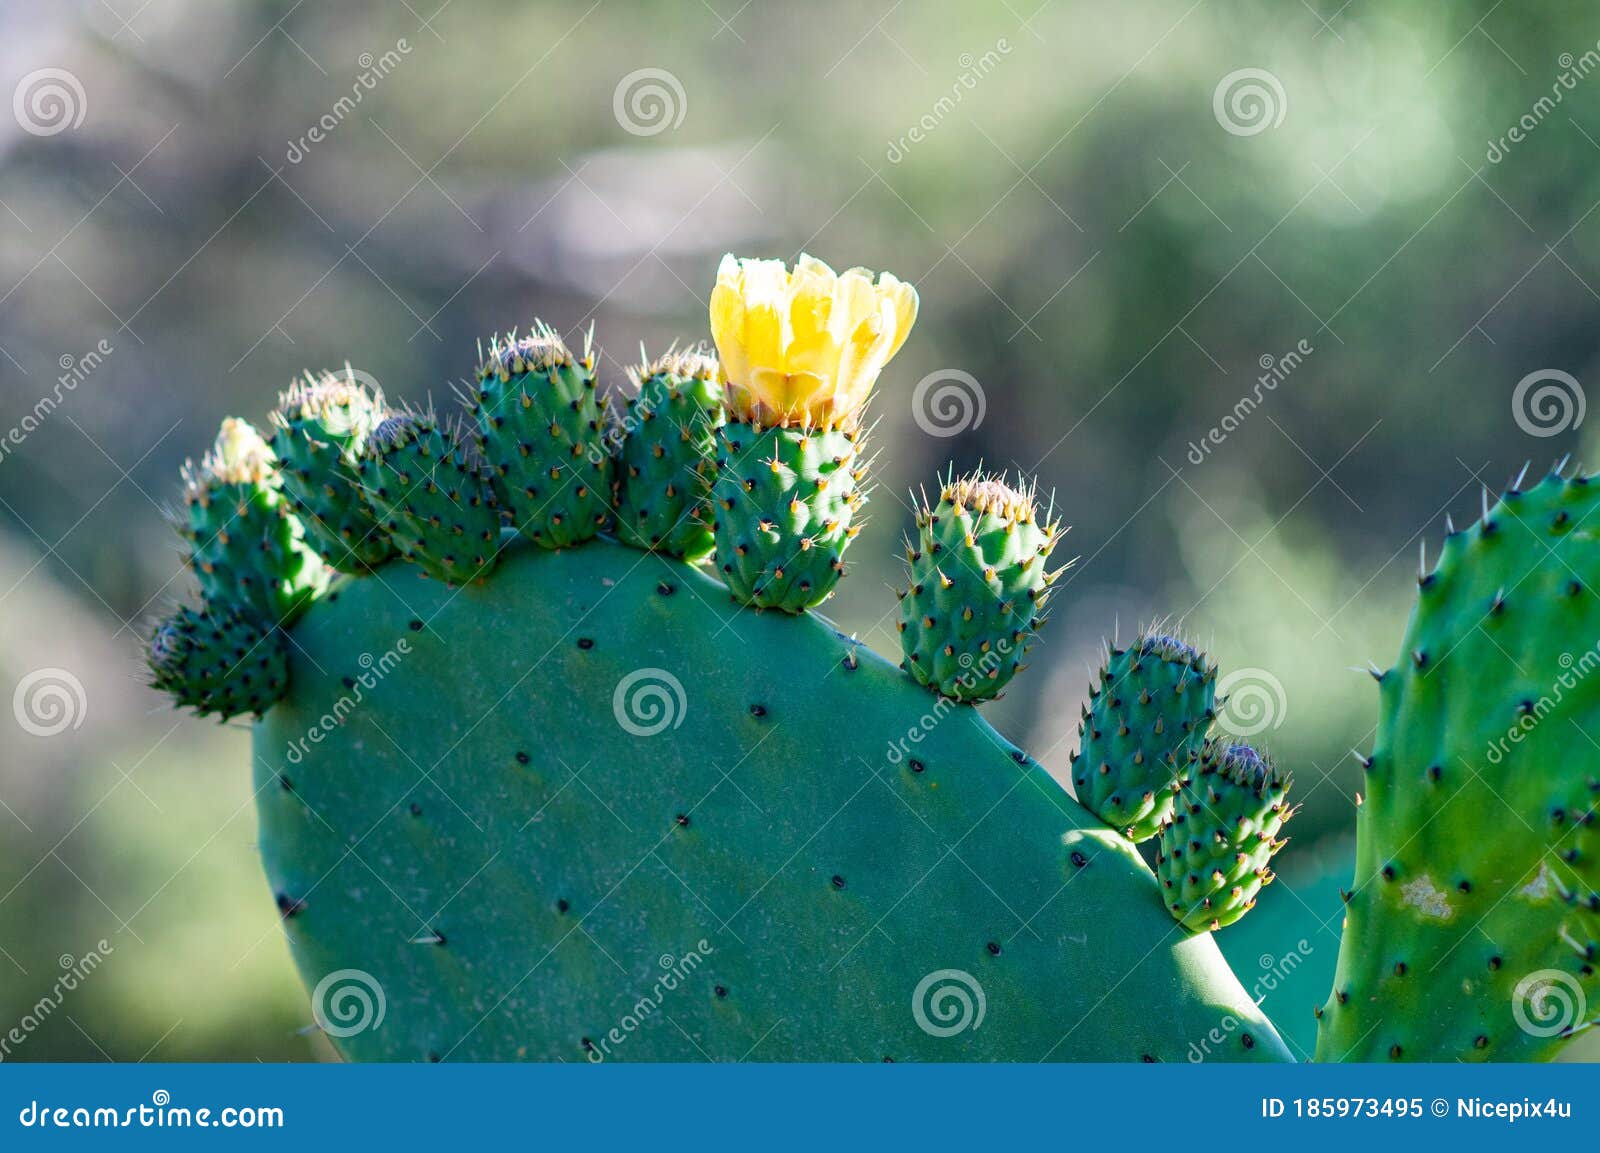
top-left (898, 472), bottom-right (1065, 701)
top-left (612, 347), bottom-right (724, 561)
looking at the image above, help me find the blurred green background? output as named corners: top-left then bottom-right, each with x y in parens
top-left (2, 0), bottom-right (1597, 1061)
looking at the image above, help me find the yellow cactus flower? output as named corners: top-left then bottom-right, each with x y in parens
top-left (709, 253), bottom-right (918, 429)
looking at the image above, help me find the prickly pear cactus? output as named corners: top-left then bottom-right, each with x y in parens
top-left (1157, 741), bottom-right (1293, 932)
top-left (1072, 634), bottom-right (1217, 842)
top-left (612, 348), bottom-right (723, 560)
top-left (898, 473), bottom-right (1064, 702)
top-left (1317, 469), bottom-right (1600, 1061)
top-left (143, 253), bottom-right (1313, 1063)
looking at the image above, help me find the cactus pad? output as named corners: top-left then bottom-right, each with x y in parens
top-left (612, 348), bottom-right (724, 561)
top-left (1072, 633), bottom-right (1217, 842)
top-left (1156, 741), bottom-right (1293, 932)
top-left (1316, 470), bottom-right (1600, 1062)
top-left (253, 538), bottom-right (1291, 1062)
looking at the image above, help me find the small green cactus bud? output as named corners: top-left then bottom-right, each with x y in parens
top-left (270, 369), bottom-right (396, 574)
top-left (358, 411), bottom-right (502, 585)
top-left (612, 346), bottom-right (724, 561)
top-left (1156, 740), bottom-right (1294, 932)
top-left (148, 603), bottom-right (289, 719)
top-left (472, 324), bottom-right (610, 549)
top-left (897, 471), bottom-right (1066, 702)
top-left (178, 417), bottom-right (328, 626)
top-left (711, 420), bottom-right (866, 612)
top-left (1071, 631), bottom-right (1217, 842)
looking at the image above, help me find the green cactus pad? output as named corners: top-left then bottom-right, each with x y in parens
top-left (1156, 741), bottom-right (1293, 932)
top-left (148, 603), bottom-right (288, 719)
top-left (270, 371), bottom-right (396, 574)
top-left (612, 348), bottom-right (724, 561)
top-left (179, 417), bottom-right (328, 626)
top-left (898, 472), bottom-right (1064, 702)
top-left (1316, 470), bottom-right (1600, 1062)
top-left (712, 420), bottom-right (864, 612)
top-left (1071, 633), bottom-right (1217, 842)
top-left (473, 326), bottom-right (610, 550)
top-left (253, 537), bottom-right (1291, 1062)
top-left (357, 412), bottom-right (502, 585)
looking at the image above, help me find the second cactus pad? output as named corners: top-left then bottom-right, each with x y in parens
top-left (1156, 741), bottom-right (1293, 932)
top-left (712, 421), bottom-right (863, 611)
top-left (473, 326), bottom-right (610, 550)
top-left (1072, 633), bottom-right (1217, 842)
top-left (898, 472), bottom-right (1063, 701)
